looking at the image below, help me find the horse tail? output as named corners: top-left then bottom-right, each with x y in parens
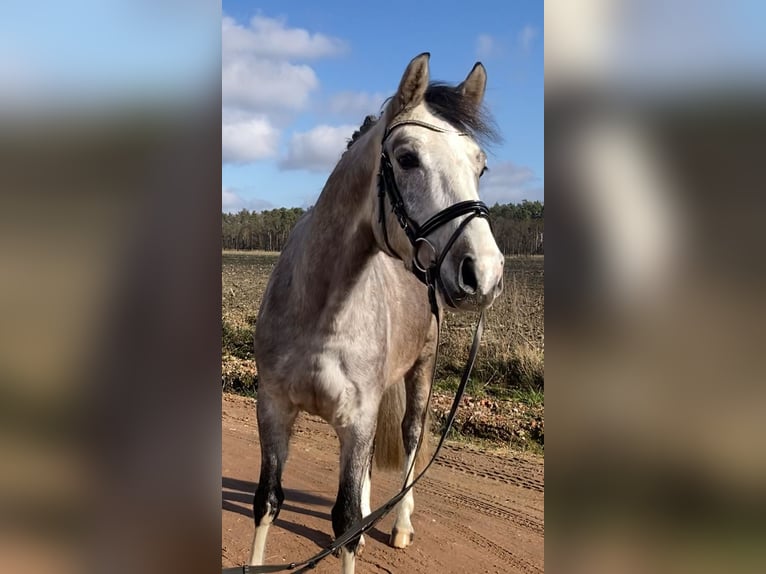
top-left (374, 381), bottom-right (432, 473)
top-left (415, 404), bottom-right (433, 473)
top-left (374, 382), bottom-right (406, 471)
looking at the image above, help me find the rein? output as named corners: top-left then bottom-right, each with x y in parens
top-left (223, 119), bottom-right (490, 574)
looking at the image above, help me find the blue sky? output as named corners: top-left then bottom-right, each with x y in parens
top-left (0, 1), bottom-right (218, 107)
top-left (222, 0), bottom-right (544, 212)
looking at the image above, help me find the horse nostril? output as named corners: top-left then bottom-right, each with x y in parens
top-left (459, 257), bottom-right (478, 295)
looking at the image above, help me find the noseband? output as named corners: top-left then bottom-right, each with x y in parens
top-left (377, 119), bottom-right (490, 310)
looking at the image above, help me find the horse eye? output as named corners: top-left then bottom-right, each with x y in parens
top-left (397, 152), bottom-right (420, 170)
top-left (480, 165), bottom-right (489, 178)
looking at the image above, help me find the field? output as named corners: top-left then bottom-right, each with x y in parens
top-left (222, 251), bottom-right (544, 451)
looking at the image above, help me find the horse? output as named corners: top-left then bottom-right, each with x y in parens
top-left (249, 53), bottom-right (505, 574)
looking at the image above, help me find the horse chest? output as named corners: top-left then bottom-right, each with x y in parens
top-left (288, 344), bottom-right (380, 425)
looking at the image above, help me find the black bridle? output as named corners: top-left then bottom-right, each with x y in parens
top-left (377, 119), bottom-right (491, 312)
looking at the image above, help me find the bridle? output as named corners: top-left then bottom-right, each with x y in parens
top-left (223, 117), bottom-right (494, 574)
top-left (377, 118), bottom-right (491, 312)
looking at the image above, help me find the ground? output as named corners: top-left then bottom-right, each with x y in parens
top-left (222, 394), bottom-right (544, 573)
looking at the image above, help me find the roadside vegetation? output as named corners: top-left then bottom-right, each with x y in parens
top-left (222, 251), bottom-right (543, 453)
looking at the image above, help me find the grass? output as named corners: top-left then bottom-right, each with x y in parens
top-left (221, 251), bottom-right (544, 451)
top-left (510, 383), bottom-right (545, 407)
top-left (434, 257), bottom-right (544, 396)
top-left (507, 343), bottom-right (545, 391)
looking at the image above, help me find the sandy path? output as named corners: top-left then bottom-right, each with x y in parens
top-left (222, 393), bottom-right (544, 573)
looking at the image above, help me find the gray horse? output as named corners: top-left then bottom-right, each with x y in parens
top-left (249, 53), bottom-right (504, 574)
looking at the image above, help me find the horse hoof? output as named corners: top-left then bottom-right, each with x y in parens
top-left (356, 535), bottom-right (366, 556)
top-left (389, 528), bottom-right (414, 549)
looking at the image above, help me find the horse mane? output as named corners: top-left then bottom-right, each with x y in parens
top-left (422, 82), bottom-right (500, 146)
top-left (346, 114), bottom-right (379, 150)
top-left (346, 82), bottom-right (501, 151)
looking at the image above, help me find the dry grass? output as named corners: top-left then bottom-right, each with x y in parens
top-left (221, 252), bottom-right (544, 449)
top-left (508, 343), bottom-right (545, 390)
top-left (436, 256), bottom-right (544, 397)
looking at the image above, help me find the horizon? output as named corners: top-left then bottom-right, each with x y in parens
top-left (221, 197), bottom-right (545, 216)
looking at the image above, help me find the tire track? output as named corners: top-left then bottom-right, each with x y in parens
top-left (223, 394), bottom-right (544, 573)
top-left (435, 449), bottom-right (544, 492)
top-left (425, 504), bottom-right (543, 574)
top-left (420, 479), bottom-right (544, 535)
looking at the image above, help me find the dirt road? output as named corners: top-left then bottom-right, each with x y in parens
top-left (222, 394), bottom-right (544, 573)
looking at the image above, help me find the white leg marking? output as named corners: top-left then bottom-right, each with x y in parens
top-left (249, 502), bottom-right (272, 566)
top-left (361, 463), bottom-right (371, 518)
top-left (391, 451), bottom-right (416, 548)
top-left (357, 462), bottom-right (371, 554)
top-left (340, 546), bottom-right (356, 574)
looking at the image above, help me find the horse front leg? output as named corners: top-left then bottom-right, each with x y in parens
top-left (332, 416), bottom-right (376, 574)
top-left (391, 350), bottom-right (434, 549)
top-left (249, 394), bottom-right (297, 566)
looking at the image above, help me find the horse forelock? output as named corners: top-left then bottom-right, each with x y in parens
top-left (422, 83), bottom-right (500, 147)
top-left (345, 82), bottom-right (500, 155)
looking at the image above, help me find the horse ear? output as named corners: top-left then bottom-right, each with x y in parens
top-left (390, 52), bottom-right (430, 118)
top-left (459, 62), bottom-right (487, 108)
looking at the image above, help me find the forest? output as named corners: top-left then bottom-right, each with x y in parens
top-left (222, 200), bottom-right (543, 255)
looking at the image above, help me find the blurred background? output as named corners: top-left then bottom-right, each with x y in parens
top-left (2, 1), bottom-right (765, 573)
top-left (0, 1), bottom-right (221, 573)
top-left (546, 0), bottom-right (766, 572)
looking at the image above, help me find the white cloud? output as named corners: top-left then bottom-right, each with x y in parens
top-left (326, 91), bottom-right (387, 119)
top-left (222, 15), bottom-right (346, 114)
top-left (479, 161), bottom-right (543, 204)
top-left (222, 57), bottom-right (319, 112)
top-left (279, 124), bottom-right (357, 172)
top-left (222, 13), bottom-right (349, 165)
top-left (222, 187), bottom-right (243, 212)
top-left (476, 34), bottom-right (498, 59)
top-left (222, 115), bottom-right (280, 164)
top-left (222, 15), bottom-right (346, 61)
top-left (222, 187), bottom-right (274, 213)
top-left (518, 25), bottom-right (538, 53)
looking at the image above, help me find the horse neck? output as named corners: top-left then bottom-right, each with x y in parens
top-left (299, 122), bottom-right (384, 297)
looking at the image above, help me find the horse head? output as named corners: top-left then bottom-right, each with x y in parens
top-left (375, 53), bottom-right (505, 311)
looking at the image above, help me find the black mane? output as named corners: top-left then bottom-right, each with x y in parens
top-left (346, 114), bottom-right (378, 150)
top-left (423, 82), bottom-right (500, 146)
top-left (346, 81), bottom-right (501, 150)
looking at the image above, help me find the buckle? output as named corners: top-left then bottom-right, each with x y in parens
top-left (413, 237), bottom-right (437, 273)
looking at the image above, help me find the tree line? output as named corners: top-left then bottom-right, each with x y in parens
top-left (222, 200), bottom-right (543, 255)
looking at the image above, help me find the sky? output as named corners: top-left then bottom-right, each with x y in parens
top-left (0, 1), bottom-right (218, 108)
top-left (0, 1), bottom-right (763, 216)
top-left (221, 0), bottom-right (544, 212)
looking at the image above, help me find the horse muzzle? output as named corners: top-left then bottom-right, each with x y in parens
top-left (444, 251), bottom-right (504, 310)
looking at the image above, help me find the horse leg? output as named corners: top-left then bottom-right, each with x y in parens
top-left (332, 416), bottom-right (376, 574)
top-left (391, 340), bottom-right (436, 549)
top-left (355, 440), bottom-right (377, 556)
top-left (249, 393), bottom-right (297, 566)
